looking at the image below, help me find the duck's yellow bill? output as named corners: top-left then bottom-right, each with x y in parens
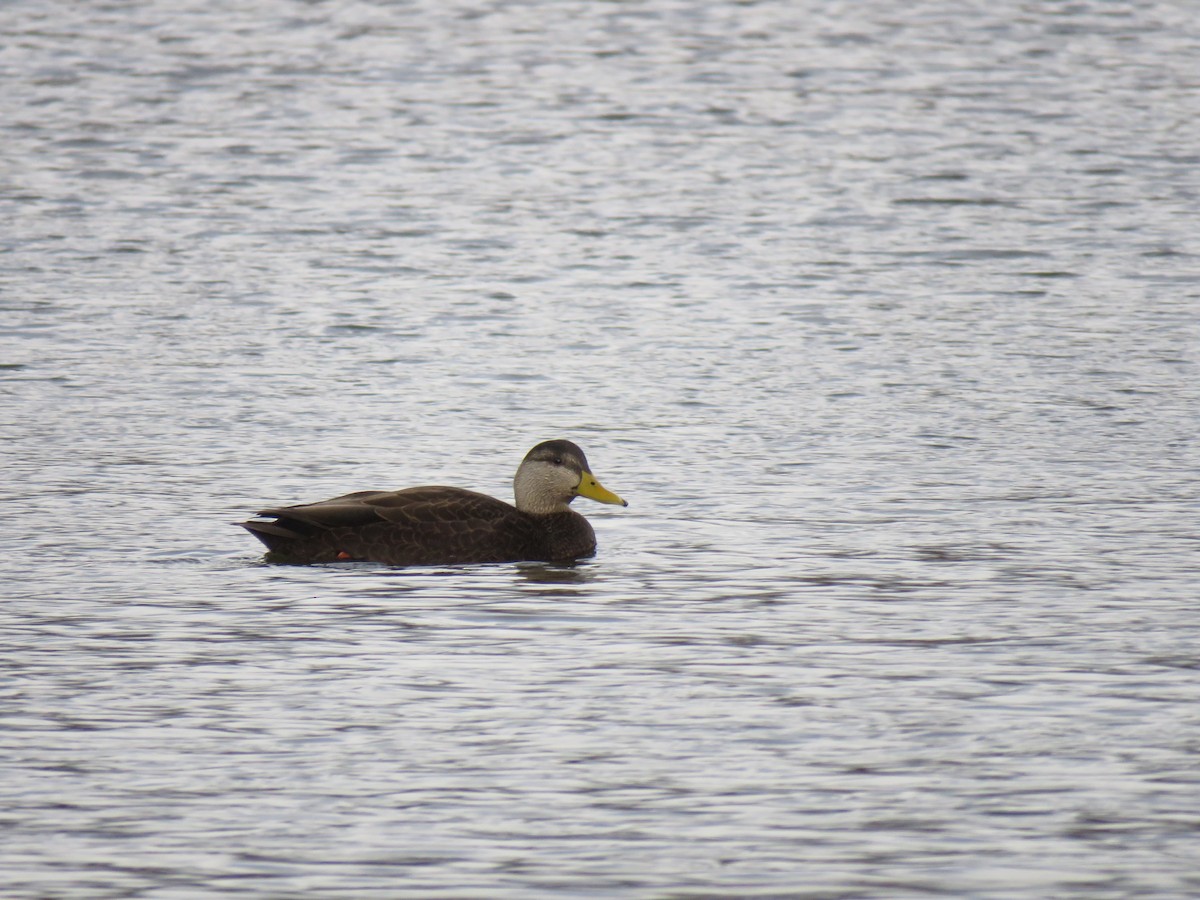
top-left (576, 472), bottom-right (628, 507)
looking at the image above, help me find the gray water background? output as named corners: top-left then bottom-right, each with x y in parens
top-left (2, 0), bottom-right (1199, 897)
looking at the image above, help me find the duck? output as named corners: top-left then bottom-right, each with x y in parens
top-left (240, 439), bottom-right (627, 566)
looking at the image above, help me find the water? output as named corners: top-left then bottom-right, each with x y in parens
top-left (3, 0), bottom-right (1199, 896)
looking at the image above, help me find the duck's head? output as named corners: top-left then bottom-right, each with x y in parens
top-left (513, 439), bottom-right (628, 515)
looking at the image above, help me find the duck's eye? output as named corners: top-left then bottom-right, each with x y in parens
top-left (552, 456), bottom-right (563, 466)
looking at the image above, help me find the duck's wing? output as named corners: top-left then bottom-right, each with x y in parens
top-left (243, 486), bottom-right (541, 565)
top-left (256, 486), bottom-right (514, 527)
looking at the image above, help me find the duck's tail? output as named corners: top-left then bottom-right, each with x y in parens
top-left (238, 518), bottom-right (305, 553)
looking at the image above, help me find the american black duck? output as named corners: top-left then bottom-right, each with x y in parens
top-left (240, 439), bottom-right (627, 566)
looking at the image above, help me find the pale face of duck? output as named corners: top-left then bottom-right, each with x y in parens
top-left (513, 440), bottom-right (627, 515)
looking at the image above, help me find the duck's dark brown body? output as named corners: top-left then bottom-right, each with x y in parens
top-left (241, 485), bottom-right (598, 566)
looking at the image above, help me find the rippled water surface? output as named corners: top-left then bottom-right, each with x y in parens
top-left (3, 1), bottom-right (1199, 897)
